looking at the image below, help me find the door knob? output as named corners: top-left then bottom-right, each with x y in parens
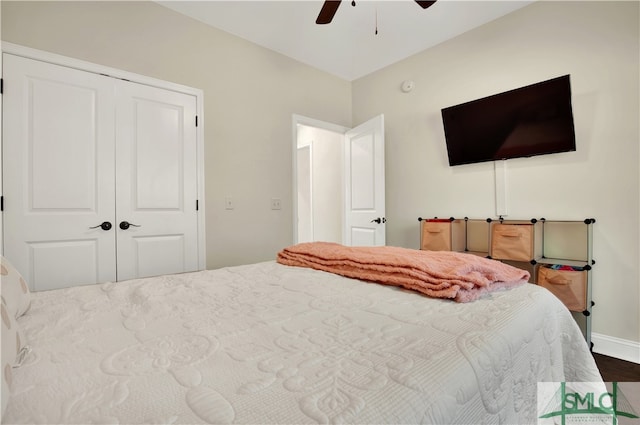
top-left (90, 221), bottom-right (112, 231)
top-left (119, 221), bottom-right (141, 230)
top-left (371, 217), bottom-right (382, 224)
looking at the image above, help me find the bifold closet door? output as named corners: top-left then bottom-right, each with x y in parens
top-left (114, 81), bottom-right (198, 281)
top-left (2, 54), bottom-right (117, 290)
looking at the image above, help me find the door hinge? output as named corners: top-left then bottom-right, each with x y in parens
top-left (1, 78), bottom-right (3, 95)
top-left (1, 196), bottom-right (4, 211)
top-left (195, 115), bottom-right (198, 127)
top-left (196, 199), bottom-right (199, 211)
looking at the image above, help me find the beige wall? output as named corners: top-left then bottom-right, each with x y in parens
top-left (1, 1), bottom-right (352, 269)
top-left (352, 1), bottom-right (639, 345)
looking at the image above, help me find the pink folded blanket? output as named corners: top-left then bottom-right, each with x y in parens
top-left (277, 242), bottom-right (529, 302)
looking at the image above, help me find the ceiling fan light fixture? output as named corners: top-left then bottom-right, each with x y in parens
top-left (316, 0), bottom-right (437, 25)
top-left (415, 1), bottom-right (437, 9)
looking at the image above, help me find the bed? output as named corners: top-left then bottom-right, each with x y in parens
top-left (1, 246), bottom-right (602, 424)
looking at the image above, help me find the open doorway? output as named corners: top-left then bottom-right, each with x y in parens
top-left (292, 114), bottom-right (386, 246)
top-left (294, 117), bottom-right (347, 244)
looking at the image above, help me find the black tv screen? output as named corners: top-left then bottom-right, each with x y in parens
top-left (441, 75), bottom-right (576, 166)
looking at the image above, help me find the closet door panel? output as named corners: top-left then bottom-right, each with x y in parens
top-left (29, 240), bottom-right (100, 291)
top-left (2, 54), bottom-right (117, 289)
top-left (115, 81), bottom-right (198, 281)
top-left (134, 99), bottom-right (183, 210)
top-left (30, 78), bottom-right (97, 209)
top-left (134, 235), bottom-right (186, 277)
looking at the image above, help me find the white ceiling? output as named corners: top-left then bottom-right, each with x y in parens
top-left (158, 0), bottom-right (534, 81)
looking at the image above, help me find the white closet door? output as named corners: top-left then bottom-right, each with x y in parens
top-left (2, 54), bottom-right (117, 290)
top-left (114, 81), bottom-right (199, 281)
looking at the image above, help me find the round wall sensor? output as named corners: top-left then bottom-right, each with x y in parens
top-left (401, 80), bottom-right (415, 93)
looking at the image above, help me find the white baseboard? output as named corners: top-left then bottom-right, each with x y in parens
top-left (592, 332), bottom-right (640, 364)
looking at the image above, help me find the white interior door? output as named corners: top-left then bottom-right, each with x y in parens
top-left (2, 54), bottom-right (117, 290)
top-left (3, 53), bottom-right (202, 288)
top-left (344, 114), bottom-right (386, 246)
top-left (115, 81), bottom-right (199, 281)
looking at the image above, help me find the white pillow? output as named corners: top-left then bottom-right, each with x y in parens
top-left (1, 359), bottom-right (11, 421)
top-left (1, 296), bottom-right (27, 419)
top-left (1, 256), bottom-right (31, 318)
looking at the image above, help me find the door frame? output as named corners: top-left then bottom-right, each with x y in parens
top-left (1, 42), bottom-right (207, 270)
top-left (291, 114), bottom-right (349, 244)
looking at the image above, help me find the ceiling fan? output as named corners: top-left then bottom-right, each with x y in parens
top-left (316, 0), bottom-right (437, 25)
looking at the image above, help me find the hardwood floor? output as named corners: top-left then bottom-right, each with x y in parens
top-left (593, 353), bottom-right (640, 381)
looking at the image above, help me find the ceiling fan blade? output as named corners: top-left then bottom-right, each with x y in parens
top-left (316, 1), bottom-right (342, 25)
top-left (415, 0), bottom-right (437, 9)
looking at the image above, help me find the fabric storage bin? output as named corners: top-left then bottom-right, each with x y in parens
top-left (420, 219), bottom-right (465, 251)
top-left (537, 265), bottom-right (587, 312)
top-left (490, 221), bottom-right (542, 262)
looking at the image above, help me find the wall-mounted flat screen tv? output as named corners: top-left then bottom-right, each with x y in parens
top-left (441, 75), bottom-right (576, 166)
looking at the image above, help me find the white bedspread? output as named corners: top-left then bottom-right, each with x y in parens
top-left (4, 261), bottom-right (601, 424)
